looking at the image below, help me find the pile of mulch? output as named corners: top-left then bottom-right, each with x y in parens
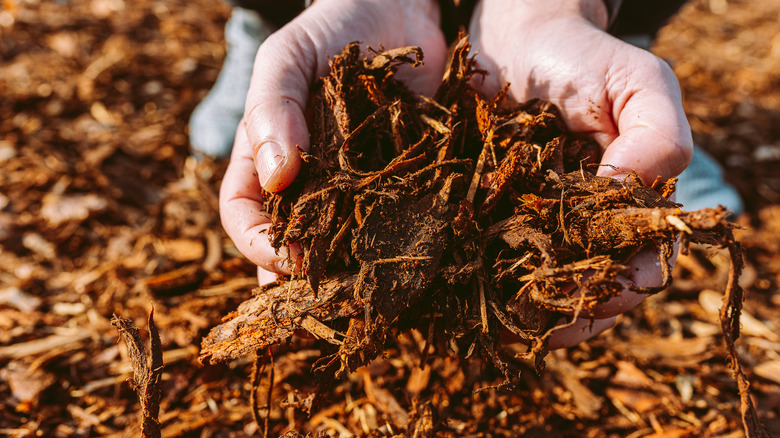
top-left (0, 0), bottom-right (779, 436)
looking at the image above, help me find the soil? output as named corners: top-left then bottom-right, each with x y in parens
top-left (1, 0), bottom-right (779, 437)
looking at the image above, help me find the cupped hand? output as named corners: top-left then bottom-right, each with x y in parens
top-left (469, 0), bottom-right (693, 347)
top-left (219, 0), bottom-right (447, 281)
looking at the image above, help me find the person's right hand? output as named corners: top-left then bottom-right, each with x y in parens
top-left (218, 0), bottom-right (448, 282)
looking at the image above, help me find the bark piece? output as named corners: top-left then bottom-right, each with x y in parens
top-left (111, 310), bottom-right (163, 438)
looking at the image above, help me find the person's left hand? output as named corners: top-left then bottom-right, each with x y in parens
top-left (469, 0), bottom-right (693, 348)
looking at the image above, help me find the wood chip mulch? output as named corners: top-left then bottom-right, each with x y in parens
top-left (1, 0), bottom-right (778, 436)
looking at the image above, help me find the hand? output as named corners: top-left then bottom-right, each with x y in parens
top-left (469, 0), bottom-right (693, 347)
top-left (219, 0), bottom-right (447, 283)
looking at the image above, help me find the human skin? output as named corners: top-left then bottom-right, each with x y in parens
top-left (469, 0), bottom-right (692, 346)
top-left (219, 0), bottom-right (693, 347)
top-left (219, 0), bottom-right (446, 274)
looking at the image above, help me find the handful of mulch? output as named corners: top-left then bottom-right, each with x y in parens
top-left (200, 38), bottom-right (766, 436)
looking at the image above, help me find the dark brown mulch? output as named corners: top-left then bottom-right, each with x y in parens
top-left (0, 0), bottom-right (778, 436)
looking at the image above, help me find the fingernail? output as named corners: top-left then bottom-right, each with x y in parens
top-left (274, 257), bottom-right (291, 275)
top-left (255, 141), bottom-right (286, 187)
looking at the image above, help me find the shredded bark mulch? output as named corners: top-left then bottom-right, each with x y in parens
top-left (1, 0), bottom-right (779, 436)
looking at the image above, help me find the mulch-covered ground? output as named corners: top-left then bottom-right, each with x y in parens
top-left (1, 0), bottom-right (778, 436)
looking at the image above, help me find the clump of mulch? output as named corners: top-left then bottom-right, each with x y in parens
top-left (1, 0), bottom-right (778, 435)
top-left (199, 38), bottom-right (765, 436)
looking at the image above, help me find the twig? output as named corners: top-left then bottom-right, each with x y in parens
top-left (478, 273), bottom-right (489, 334)
top-left (250, 347), bottom-right (275, 438)
top-left (265, 347), bottom-right (275, 438)
top-left (719, 232), bottom-right (770, 438)
top-left (250, 349), bottom-right (266, 428)
top-left (420, 313), bottom-right (435, 367)
top-left (466, 135), bottom-right (492, 203)
top-left (111, 309), bottom-right (163, 438)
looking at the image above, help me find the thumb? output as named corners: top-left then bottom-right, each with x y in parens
top-left (243, 29), bottom-right (320, 192)
top-left (598, 57), bottom-right (693, 183)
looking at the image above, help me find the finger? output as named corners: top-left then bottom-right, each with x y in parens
top-left (569, 242), bottom-right (680, 319)
top-left (257, 266), bottom-right (278, 286)
top-left (547, 316), bottom-right (617, 350)
top-left (583, 247), bottom-right (660, 319)
top-left (220, 122), bottom-right (298, 274)
top-left (599, 54), bottom-right (693, 184)
top-left (243, 23), bottom-right (319, 192)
